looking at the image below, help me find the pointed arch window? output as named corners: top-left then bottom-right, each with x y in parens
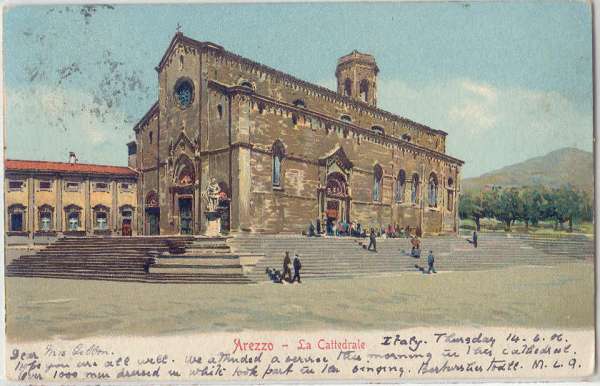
top-left (395, 169), bottom-right (406, 203)
top-left (373, 164), bottom-right (383, 202)
top-left (343, 78), bottom-right (352, 97)
top-left (447, 177), bottom-right (454, 211)
top-left (428, 173), bottom-right (438, 207)
top-left (359, 79), bottom-right (369, 102)
top-left (411, 173), bottom-right (420, 204)
top-left (272, 140), bottom-right (286, 188)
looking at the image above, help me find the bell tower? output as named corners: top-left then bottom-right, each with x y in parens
top-left (335, 50), bottom-right (379, 107)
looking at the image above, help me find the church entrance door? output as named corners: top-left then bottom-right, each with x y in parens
top-left (146, 208), bottom-right (160, 235)
top-left (324, 172), bottom-right (349, 223)
top-left (179, 198), bottom-right (193, 235)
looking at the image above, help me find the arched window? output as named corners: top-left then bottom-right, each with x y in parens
top-left (447, 177), bottom-right (454, 211)
top-left (272, 140), bottom-right (286, 188)
top-left (64, 205), bottom-right (82, 231)
top-left (340, 114), bottom-right (352, 122)
top-left (293, 99), bottom-right (306, 108)
top-left (359, 79), bottom-right (369, 102)
top-left (373, 164), bottom-right (383, 202)
top-left (217, 104), bottom-right (223, 120)
top-left (402, 133), bottom-right (411, 142)
top-left (149, 131), bottom-right (153, 144)
top-left (8, 204), bottom-right (26, 232)
top-left (371, 125), bottom-right (385, 135)
top-left (240, 80), bottom-right (254, 90)
top-left (93, 205), bottom-right (110, 230)
top-left (343, 78), bottom-right (352, 97)
top-left (38, 205), bottom-right (54, 232)
top-left (395, 170), bottom-right (406, 203)
top-left (428, 173), bottom-right (438, 207)
top-left (411, 173), bottom-right (420, 204)
top-left (175, 155), bottom-right (195, 185)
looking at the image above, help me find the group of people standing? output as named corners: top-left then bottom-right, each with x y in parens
top-left (281, 252), bottom-right (302, 284)
top-left (307, 217), bottom-right (423, 240)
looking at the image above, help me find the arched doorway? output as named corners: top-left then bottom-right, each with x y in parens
top-left (325, 172), bottom-right (350, 223)
top-left (173, 155), bottom-right (195, 235)
top-left (145, 191), bottom-right (160, 235)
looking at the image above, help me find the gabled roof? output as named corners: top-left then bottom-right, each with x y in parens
top-left (5, 159), bottom-right (137, 177)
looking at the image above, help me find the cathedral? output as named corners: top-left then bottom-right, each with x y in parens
top-left (128, 32), bottom-right (464, 236)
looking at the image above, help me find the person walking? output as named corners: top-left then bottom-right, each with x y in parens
top-left (292, 253), bottom-right (302, 283)
top-left (282, 251), bottom-right (292, 282)
top-left (367, 227), bottom-right (377, 252)
top-left (472, 230), bottom-right (478, 248)
top-left (426, 250), bottom-right (436, 274)
top-left (316, 217), bottom-right (321, 235)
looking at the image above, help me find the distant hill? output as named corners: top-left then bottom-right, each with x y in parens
top-left (462, 147), bottom-right (594, 195)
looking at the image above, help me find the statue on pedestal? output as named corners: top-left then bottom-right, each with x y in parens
top-left (205, 178), bottom-right (221, 212)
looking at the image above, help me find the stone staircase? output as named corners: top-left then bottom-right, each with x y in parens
top-left (228, 232), bottom-right (594, 282)
top-left (6, 236), bottom-right (254, 284)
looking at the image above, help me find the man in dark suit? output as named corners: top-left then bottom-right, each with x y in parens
top-left (282, 252), bottom-right (292, 282)
top-left (292, 253), bottom-right (302, 283)
top-left (367, 227), bottom-right (377, 252)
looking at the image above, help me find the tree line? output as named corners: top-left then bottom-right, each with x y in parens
top-left (459, 185), bottom-right (593, 232)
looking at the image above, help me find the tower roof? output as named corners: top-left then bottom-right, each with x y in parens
top-left (336, 50), bottom-right (379, 74)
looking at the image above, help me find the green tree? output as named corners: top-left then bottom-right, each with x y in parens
top-left (492, 188), bottom-right (522, 231)
top-left (520, 187), bottom-right (544, 230)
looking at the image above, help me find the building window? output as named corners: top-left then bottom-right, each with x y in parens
top-left (343, 78), bottom-right (352, 96)
top-left (411, 173), bottom-right (420, 204)
top-left (293, 99), bottom-right (306, 108)
top-left (120, 182), bottom-right (132, 192)
top-left (340, 115), bottom-right (352, 122)
top-left (428, 173), bottom-right (438, 208)
top-left (395, 169), bottom-right (406, 203)
top-left (447, 177), bottom-right (454, 211)
top-left (94, 182), bottom-right (109, 192)
top-left (8, 205), bottom-right (25, 232)
top-left (402, 133), bottom-right (411, 142)
top-left (65, 205), bottom-right (82, 231)
top-left (39, 205), bottom-right (53, 231)
top-left (93, 206), bottom-right (109, 230)
top-left (240, 80), bottom-right (254, 90)
top-left (373, 164), bottom-right (383, 202)
top-left (292, 113), bottom-right (298, 125)
top-left (272, 140), bottom-right (286, 188)
top-left (359, 79), bottom-right (369, 102)
top-left (258, 102), bottom-right (265, 114)
top-left (217, 104), bottom-right (223, 120)
top-left (8, 180), bottom-right (24, 191)
top-left (174, 79), bottom-right (194, 107)
top-left (372, 125), bottom-right (385, 135)
top-left (149, 131), bottom-right (153, 144)
top-left (65, 182), bottom-right (80, 192)
top-left (39, 180), bottom-right (52, 191)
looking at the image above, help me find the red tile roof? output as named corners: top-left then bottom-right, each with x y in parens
top-left (5, 159), bottom-right (137, 176)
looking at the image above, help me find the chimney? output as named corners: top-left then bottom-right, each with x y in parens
top-left (69, 152), bottom-right (78, 164)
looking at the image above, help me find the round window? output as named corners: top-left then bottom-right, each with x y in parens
top-left (175, 80), bottom-right (193, 108)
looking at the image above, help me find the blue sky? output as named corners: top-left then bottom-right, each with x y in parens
top-left (3, 1), bottom-right (593, 177)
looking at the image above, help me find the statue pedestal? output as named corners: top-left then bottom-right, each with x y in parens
top-left (205, 211), bottom-right (221, 237)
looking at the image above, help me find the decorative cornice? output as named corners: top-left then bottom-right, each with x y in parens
top-left (133, 101), bottom-right (159, 133)
top-left (210, 81), bottom-right (464, 167)
top-left (157, 33), bottom-right (447, 138)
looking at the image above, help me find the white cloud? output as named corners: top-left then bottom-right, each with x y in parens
top-left (378, 78), bottom-right (592, 178)
top-left (6, 85), bottom-right (132, 165)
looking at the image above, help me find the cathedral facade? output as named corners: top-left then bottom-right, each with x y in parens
top-left (129, 33), bottom-right (464, 236)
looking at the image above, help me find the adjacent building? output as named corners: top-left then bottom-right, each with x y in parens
top-left (4, 155), bottom-right (137, 243)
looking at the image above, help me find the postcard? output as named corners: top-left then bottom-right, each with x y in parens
top-left (2, 1), bottom-right (596, 383)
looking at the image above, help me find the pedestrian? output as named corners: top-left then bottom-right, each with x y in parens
top-left (426, 250), bottom-right (436, 274)
top-left (292, 253), bottom-right (302, 283)
top-left (316, 217), bottom-right (321, 235)
top-left (472, 230), bottom-right (478, 248)
top-left (367, 227), bottom-right (377, 252)
top-left (308, 222), bottom-right (315, 237)
top-left (282, 251), bottom-right (292, 282)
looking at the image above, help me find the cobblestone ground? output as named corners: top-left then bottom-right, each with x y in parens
top-left (5, 262), bottom-right (594, 342)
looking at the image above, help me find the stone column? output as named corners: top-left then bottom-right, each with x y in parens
top-left (27, 176), bottom-right (35, 241)
top-left (84, 178), bottom-right (91, 235)
top-left (112, 180), bottom-right (118, 234)
top-left (55, 176), bottom-right (63, 233)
